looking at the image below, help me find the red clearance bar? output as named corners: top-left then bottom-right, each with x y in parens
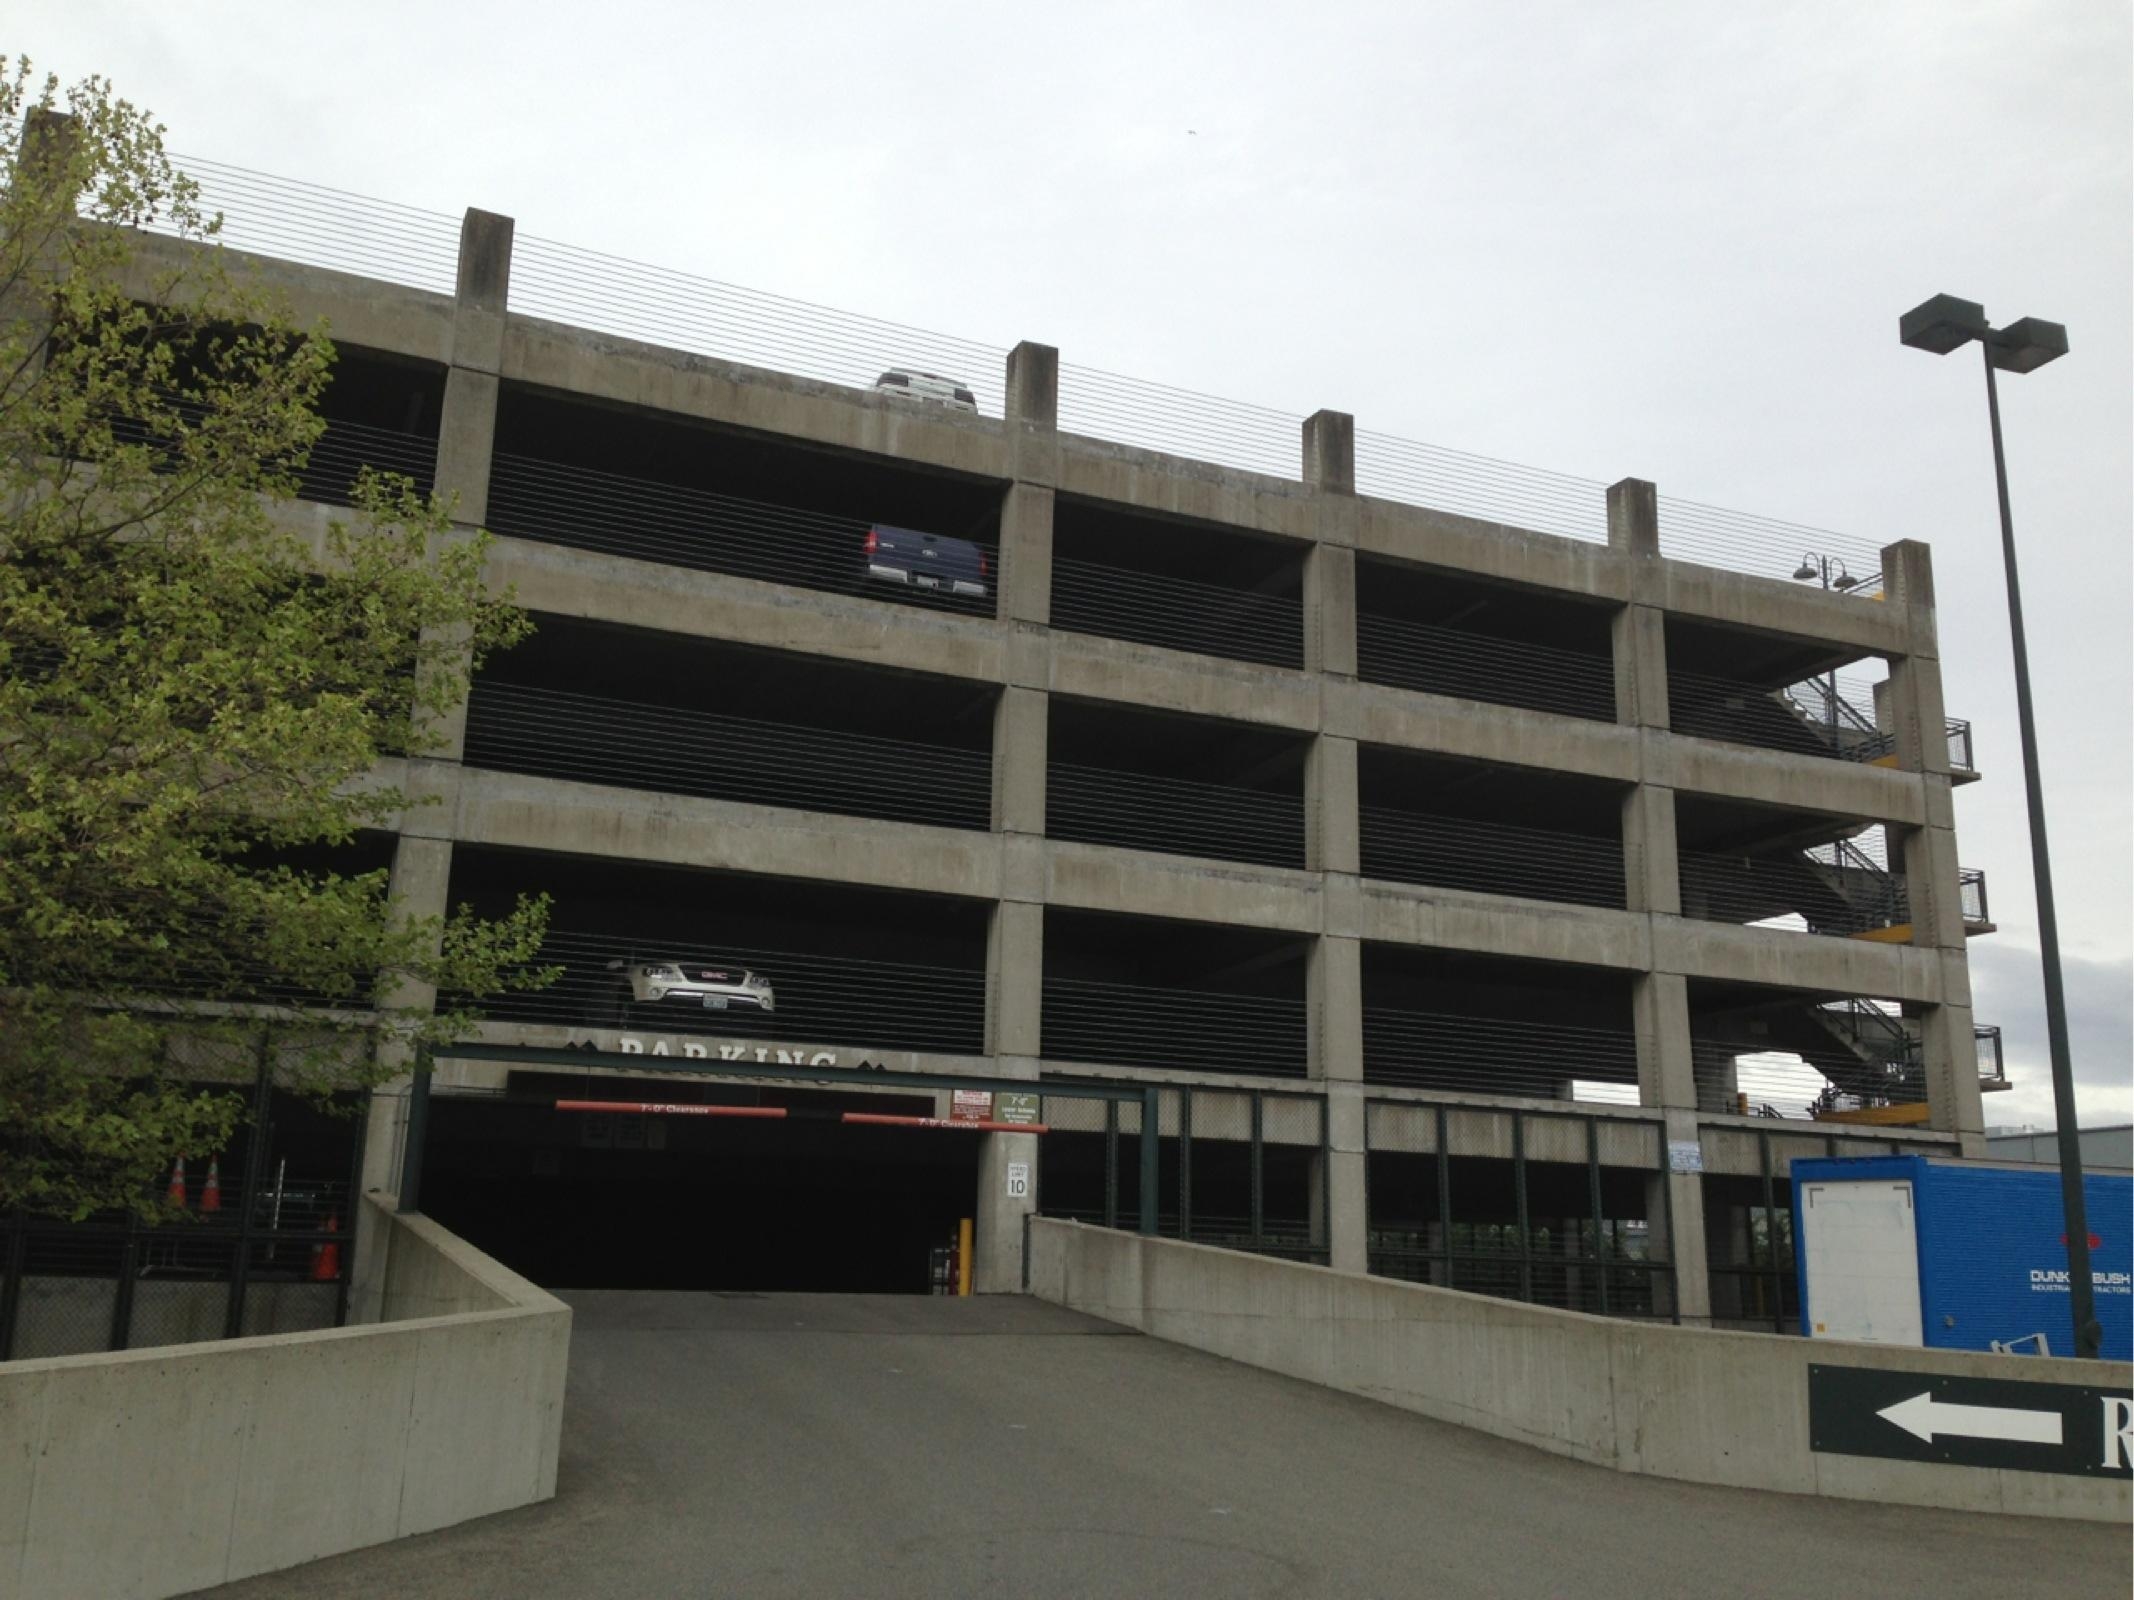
top-left (554, 1100), bottom-right (787, 1119)
top-left (842, 1113), bottom-right (1050, 1134)
top-left (553, 1100), bottom-right (1047, 1134)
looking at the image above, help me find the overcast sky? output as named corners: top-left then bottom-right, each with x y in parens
top-left (17, 2), bottom-right (2130, 1127)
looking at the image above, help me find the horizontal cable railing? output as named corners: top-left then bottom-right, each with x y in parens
top-left (165, 149), bottom-right (461, 296)
top-left (1677, 848), bottom-right (1907, 937)
top-left (463, 680), bottom-right (993, 830)
top-left (1959, 869), bottom-right (1989, 926)
top-left (1945, 719), bottom-right (1976, 772)
top-left (99, 144), bottom-right (1922, 597)
top-left (473, 928), bottom-right (984, 1056)
top-left (1049, 556), bottom-right (1304, 669)
top-left (295, 417), bottom-right (439, 506)
top-left (1655, 497), bottom-right (1885, 590)
top-left (1362, 1009), bottom-right (1638, 1099)
top-left (1046, 764), bottom-right (1304, 870)
top-left (511, 234), bottom-right (1010, 415)
top-left (1056, 365), bottom-right (1299, 477)
top-left (1359, 808), bottom-right (1624, 908)
top-left (1356, 614), bottom-right (1616, 721)
top-left (1040, 977), bottom-right (1307, 1079)
top-left (1356, 433), bottom-right (1609, 544)
top-left (485, 453), bottom-right (996, 618)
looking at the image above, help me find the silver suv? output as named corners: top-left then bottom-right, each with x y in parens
top-left (599, 958), bottom-right (774, 1022)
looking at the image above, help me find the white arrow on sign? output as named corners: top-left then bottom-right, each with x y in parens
top-left (1877, 1392), bottom-right (2063, 1447)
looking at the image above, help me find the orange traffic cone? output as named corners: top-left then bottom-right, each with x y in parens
top-left (166, 1156), bottom-right (187, 1209)
top-left (311, 1212), bottom-right (341, 1282)
top-left (201, 1158), bottom-right (222, 1215)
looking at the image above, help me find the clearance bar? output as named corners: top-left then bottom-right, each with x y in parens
top-left (553, 1099), bottom-right (1048, 1134)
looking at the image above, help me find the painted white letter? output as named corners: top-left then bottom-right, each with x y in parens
top-left (2105, 1397), bottom-right (2133, 1470)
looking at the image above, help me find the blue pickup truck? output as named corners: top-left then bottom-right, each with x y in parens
top-left (863, 524), bottom-right (989, 600)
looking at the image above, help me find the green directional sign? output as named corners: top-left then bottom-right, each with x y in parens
top-left (995, 1092), bottom-right (1041, 1127)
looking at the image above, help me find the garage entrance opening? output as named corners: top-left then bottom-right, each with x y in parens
top-left (419, 1082), bottom-right (983, 1294)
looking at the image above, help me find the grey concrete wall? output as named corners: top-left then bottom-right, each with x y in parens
top-left (0, 1197), bottom-right (569, 1600)
top-left (1027, 1220), bottom-right (2131, 1523)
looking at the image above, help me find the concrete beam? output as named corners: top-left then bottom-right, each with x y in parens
top-left (452, 768), bottom-right (1005, 902)
top-left (502, 317), bottom-right (1014, 485)
top-left (1048, 631), bottom-right (1322, 733)
top-left (1053, 442), bottom-right (1321, 546)
top-left (116, 231), bottom-right (458, 367)
top-left (487, 537), bottom-right (1008, 686)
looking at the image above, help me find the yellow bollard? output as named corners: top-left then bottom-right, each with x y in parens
top-left (957, 1216), bottom-right (974, 1297)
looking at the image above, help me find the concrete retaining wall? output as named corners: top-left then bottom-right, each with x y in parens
top-left (0, 1196), bottom-right (570, 1600)
top-left (1027, 1219), bottom-right (2131, 1523)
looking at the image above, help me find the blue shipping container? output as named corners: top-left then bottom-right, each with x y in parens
top-left (1792, 1156), bottom-right (2131, 1362)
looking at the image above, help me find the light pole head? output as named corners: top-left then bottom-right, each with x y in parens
top-left (1792, 558), bottom-right (1818, 581)
top-left (1989, 316), bottom-right (2069, 374)
top-left (1900, 294), bottom-right (1990, 354)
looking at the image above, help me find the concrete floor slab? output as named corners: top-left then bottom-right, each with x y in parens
top-left (183, 1293), bottom-right (2124, 1600)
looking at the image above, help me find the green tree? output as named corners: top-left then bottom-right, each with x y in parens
top-left (0, 63), bottom-right (551, 1219)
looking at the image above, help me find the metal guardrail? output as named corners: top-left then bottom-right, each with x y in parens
top-left (135, 143), bottom-right (1915, 594)
top-left (1364, 1098), bottom-right (1678, 1320)
top-left (1039, 1081), bottom-right (1331, 1268)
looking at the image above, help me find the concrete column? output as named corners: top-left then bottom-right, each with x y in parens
top-left (998, 484), bottom-right (1054, 629)
top-left (409, 208), bottom-right (514, 773)
top-left (359, 211), bottom-right (508, 1285)
top-left (991, 686), bottom-right (1048, 838)
top-left (1654, 1110), bottom-right (1714, 1327)
top-left (1308, 935), bottom-right (1367, 1272)
top-left (974, 1053), bottom-right (1039, 1293)
top-left (359, 834), bottom-right (453, 1202)
top-left (1301, 410), bottom-right (1359, 679)
top-left (1302, 409), bottom-right (1355, 493)
top-left (999, 342), bottom-right (1059, 632)
top-left (1621, 784), bottom-right (1680, 915)
top-left (1608, 481), bottom-right (1669, 727)
top-left (1879, 540), bottom-right (1977, 1145)
top-left (1921, 997), bottom-right (1987, 1157)
top-left (1005, 339), bottom-right (1058, 430)
top-left (985, 898), bottom-right (1044, 1062)
top-left (1322, 1087), bottom-right (1368, 1274)
top-left (1631, 971), bottom-right (1696, 1111)
top-left (1305, 734), bottom-right (1360, 875)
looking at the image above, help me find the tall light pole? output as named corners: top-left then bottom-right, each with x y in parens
top-left (1899, 294), bottom-right (2096, 1360)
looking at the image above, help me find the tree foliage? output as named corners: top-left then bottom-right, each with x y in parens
top-left (0, 63), bottom-right (551, 1219)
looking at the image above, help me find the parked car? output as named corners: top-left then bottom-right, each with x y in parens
top-left (873, 368), bottom-right (978, 413)
top-left (863, 524), bottom-right (989, 599)
top-left (598, 958), bottom-right (775, 1023)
